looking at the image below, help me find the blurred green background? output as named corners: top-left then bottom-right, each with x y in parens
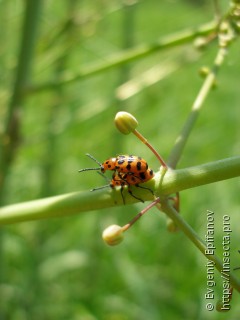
top-left (0, 0), bottom-right (239, 319)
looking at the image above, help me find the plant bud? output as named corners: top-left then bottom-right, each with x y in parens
top-left (102, 224), bottom-right (124, 246)
top-left (166, 219), bottom-right (178, 233)
top-left (114, 111), bottom-right (138, 135)
top-left (199, 66), bottom-right (210, 78)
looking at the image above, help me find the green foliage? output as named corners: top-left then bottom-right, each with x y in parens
top-left (0, 0), bottom-right (239, 319)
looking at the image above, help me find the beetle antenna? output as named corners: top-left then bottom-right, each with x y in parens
top-left (91, 184), bottom-right (109, 191)
top-left (79, 167), bottom-right (100, 172)
top-left (86, 153), bottom-right (102, 166)
top-left (96, 171), bottom-right (110, 183)
top-left (79, 154), bottom-right (102, 173)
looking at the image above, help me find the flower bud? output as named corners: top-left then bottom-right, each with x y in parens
top-left (199, 66), bottom-right (210, 78)
top-left (194, 37), bottom-right (208, 50)
top-left (114, 111), bottom-right (138, 135)
top-left (166, 219), bottom-right (178, 233)
top-left (102, 224), bottom-right (124, 246)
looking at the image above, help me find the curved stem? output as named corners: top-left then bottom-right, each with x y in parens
top-left (122, 197), bottom-right (161, 231)
top-left (133, 129), bottom-right (167, 167)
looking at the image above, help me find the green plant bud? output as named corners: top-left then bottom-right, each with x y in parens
top-left (114, 111), bottom-right (138, 135)
top-left (199, 66), bottom-right (210, 78)
top-left (198, 67), bottom-right (217, 88)
top-left (102, 224), bottom-right (124, 246)
top-left (166, 219), bottom-right (178, 233)
top-left (194, 37), bottom-right (208, 50)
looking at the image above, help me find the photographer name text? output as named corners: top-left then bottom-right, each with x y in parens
top-left (204, 210), bottom-right (232, 312)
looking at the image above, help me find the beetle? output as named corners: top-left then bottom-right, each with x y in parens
top-left (79, 154), bottom-right (154, 203)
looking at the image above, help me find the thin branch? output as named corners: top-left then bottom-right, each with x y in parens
top-left (160, 200), bottom-right (240, 293)
top-left (25, 21), bottom-right (217, 94)
top-left (167, 46), bottom-right (227, 169)
top-left (168, 0), bottom-right (240, 169)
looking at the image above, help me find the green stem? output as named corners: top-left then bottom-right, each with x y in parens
top-left (0, 0), bottom-right (42, 201)
top-left (6, 0), bottom-right (42, 123)
top-left (160, 200), bottom-right (240, 293)
top-left (168, 46), bottom-right (228, 169)
top-left (158, 155), bottom-right (240, 195)
top-left (0, 156), bottom-right (239, 225)
top-left (25, 21), bottom-right (217, 94)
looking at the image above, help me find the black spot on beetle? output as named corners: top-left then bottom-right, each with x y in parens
top-left (136, 161), bottom-right (142, 171)
top-left (126, 164), bottom-right (132, 170)
top-left (139, 172), bottom-right (146, 180)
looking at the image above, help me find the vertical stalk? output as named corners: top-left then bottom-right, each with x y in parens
top-left (0, 1), bottom-right (42, 318)
top-left (160, 200), bottom-right (240, 293)
top-left (167, 46), bottom-right (227, 169)
top-left (0, 0), bottom-right (43, 202)
top-left (40, 4), bottom-right (77, 197)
